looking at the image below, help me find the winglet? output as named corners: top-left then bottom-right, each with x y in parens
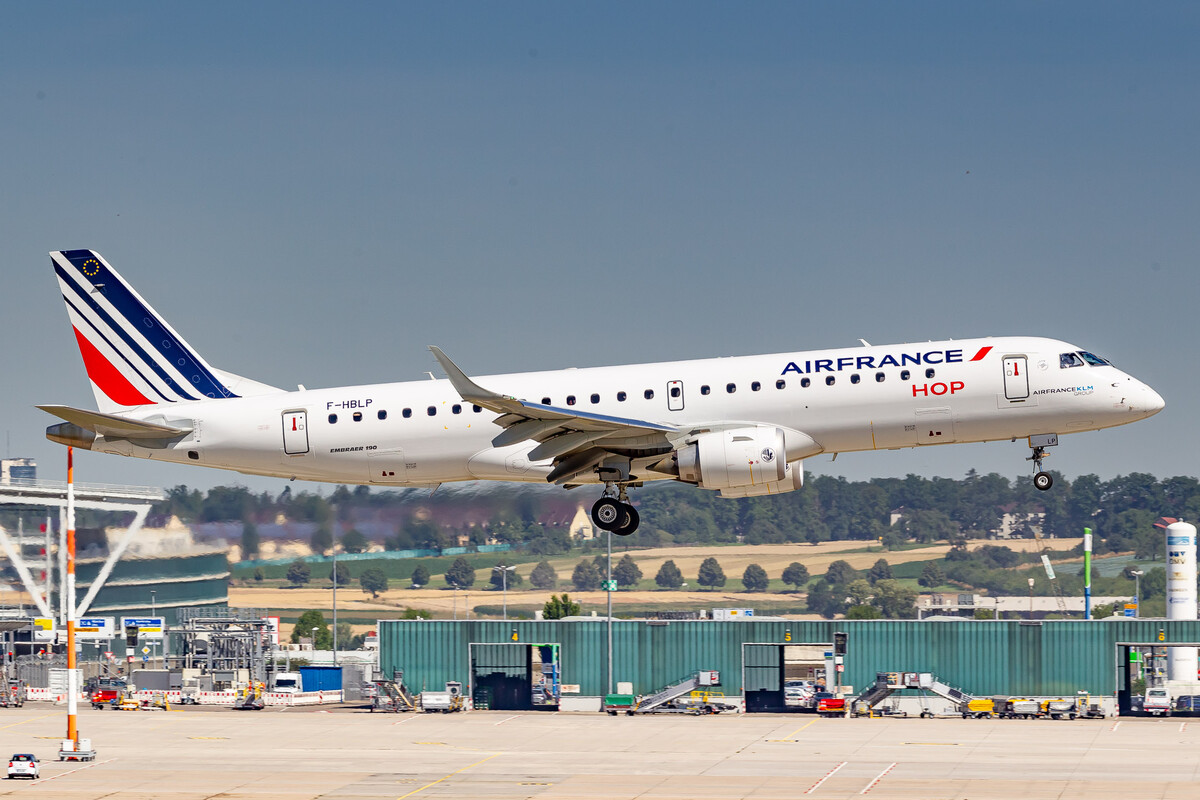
top-left (427, 346), bottom-right (506, 405)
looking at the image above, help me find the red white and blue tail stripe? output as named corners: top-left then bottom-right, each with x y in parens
top-left (52, 249), bottom-right (240, 412)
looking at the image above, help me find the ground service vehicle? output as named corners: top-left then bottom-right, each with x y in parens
top-left (6, 754), bottom-right (38, 780)
top-left (89, 679), bottom-right (127, 709)
top-left (1144, 687), bottom-right (1172, 716)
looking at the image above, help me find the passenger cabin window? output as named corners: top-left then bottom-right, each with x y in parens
top-left (801, 378), bottom-right (811, 388)
top-left (591, 393), bottom-right (600, 404)
top-left (900, 370), bottom-right (910, 381)
top-left (825, 376), bottom-right (836, 386)
top-left (700, 385), bottom-right (711, 395)
top-left (353, 411), bottom-right (363, 422)
top-left (776, 380), bottom-right (785, 390)
top-left (617, 391), bottom-right (627, 402)
top-left (427, 406), bottom-right (437, 416)
top-left (473, 405), bottom-right (482, 413)
top-left (452, 404), bottom-right (462, 414)
top-left (644, 389), bottom-right (654, 400)
top-left (925, 368), bottom-right (936, 379)
top-left (328, 413), bottom-right (338, 424)
top-left (1060, 352), bottom-right (1084, 368)
top-left (402, 408), bottom-right (412, 418)
top-left (875, 372), bottom-right (885, 383)
top-left (726, 383), bottom-right (736, 394)
top-left (567, 395), bottom-right (576, 406)
top-left (541, 397), bottom-right (551, 405)
top-left (751, 381), bottom-right (761, 392)
top-left (850, 374), bottom-right (861, 385)
top-left (378, 410), bottom-right (387, 420)
top-left (670, 386), bottom-right (681, 398)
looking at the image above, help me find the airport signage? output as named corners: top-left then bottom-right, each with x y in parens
top-left (121, 617), bottom-right (165, 640)
top-left (31, 618), bottom-right (55, 643)
top-left (76, 617), bottom-right (115, 641)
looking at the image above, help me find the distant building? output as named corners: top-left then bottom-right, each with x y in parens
top-left (569, 505), bottom-right (596, 541)
top-left (0, 458), bottom-right (35, 484)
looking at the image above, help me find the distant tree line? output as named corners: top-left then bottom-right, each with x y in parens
top-left (151, 470), bottom-right (1199, 560)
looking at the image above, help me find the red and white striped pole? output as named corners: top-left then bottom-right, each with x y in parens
top-left (65, 447), bottom-right (78, 744)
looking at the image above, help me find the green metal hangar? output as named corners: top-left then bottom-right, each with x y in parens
top-left (378, 619), bottom-right (1200, 713)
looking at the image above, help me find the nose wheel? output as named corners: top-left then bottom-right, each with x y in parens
top-left (1026, 434), bottom-right (1059, 491)
top-left (592, 486), bottom-right (640, 536)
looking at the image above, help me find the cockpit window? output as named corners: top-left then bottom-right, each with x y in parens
top-left (1078, 351), bottom-right (1111, 366)
top-left (1060, 352), bottom-right (1084, 368)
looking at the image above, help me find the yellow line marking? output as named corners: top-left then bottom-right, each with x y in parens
top-left (0, 711), bottom-right (61, 730)
top-left (396, 752), bottom-right (500, 799)
top-left (786, 718), bottom-right (818, 738)
top-left (902, 742), bottom-right (960, 746)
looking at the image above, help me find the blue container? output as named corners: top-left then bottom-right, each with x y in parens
top-left (298, 666), bottom-right (343, 692)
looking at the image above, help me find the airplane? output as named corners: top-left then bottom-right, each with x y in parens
top-left (41, 249), bottom-right (1165, 536)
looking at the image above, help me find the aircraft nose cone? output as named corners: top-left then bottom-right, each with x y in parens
top-left (1142, 385), bottom-right (1165, 416)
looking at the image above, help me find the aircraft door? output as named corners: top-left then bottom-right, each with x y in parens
top-left (667, 380), bottom-right (685, 412)
top-left (282, 410), bottom-right (309, 455)
top-left (1003, 356), bottom-right (1030, 400)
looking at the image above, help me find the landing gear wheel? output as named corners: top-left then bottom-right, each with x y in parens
top-left (592, 498), bottom-right (624, 531)
top-left (1034, 472), bottom-right (1053, 491)
top-left (613, 505), bottom-right (640, 536)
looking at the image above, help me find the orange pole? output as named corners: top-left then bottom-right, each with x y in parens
top-left (66, 447), bottom-right (77, 744)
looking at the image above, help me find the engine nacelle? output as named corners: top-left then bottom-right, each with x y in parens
top-left (676, 426), bottom-right (798, 495)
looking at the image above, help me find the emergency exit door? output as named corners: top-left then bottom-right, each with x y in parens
top-left (1003, 356), bottom-right (1030, 400)
top-left (282, 410), bottom-right (309, 455)
top-left (667, 380), bottom-right (685, 411)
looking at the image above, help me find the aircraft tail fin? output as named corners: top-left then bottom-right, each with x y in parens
top-left (50, 249), bottom-right (279, 412)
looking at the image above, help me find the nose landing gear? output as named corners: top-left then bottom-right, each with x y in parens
top-left (1027, 433), bottom-right (1059, 491)
top-left (592, 484), bottom-right (640, 536)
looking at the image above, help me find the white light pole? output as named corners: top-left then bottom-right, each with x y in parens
top-left (493, 565), bottom-right (517, 620)
top-left (331, 545), bottom-right (338, 665)
top-left (1027, 577), bottom-right (1035, 620)
top-left (311, 627), bottom-right (318, 652)
top-left (1131, 569), bottom-right (1144, 617)
top-left (150, 591), bottom-right (156, 666)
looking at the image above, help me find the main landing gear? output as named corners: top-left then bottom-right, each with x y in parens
top-left (592, 484), bottom-right (640, 536)
top-left (1026, 433), bottom-right (1059, 491)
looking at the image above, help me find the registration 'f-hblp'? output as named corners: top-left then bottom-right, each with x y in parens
top-left (42, 250), bottom-right (1165, 536)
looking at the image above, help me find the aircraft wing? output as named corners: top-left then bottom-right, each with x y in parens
top-left (37, 405), bottom-right (192, 440)
top-left (429, 346), bottom-right (679, 484)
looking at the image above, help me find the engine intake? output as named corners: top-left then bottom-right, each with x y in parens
top-left (676, 426), bottom-right (789, 491)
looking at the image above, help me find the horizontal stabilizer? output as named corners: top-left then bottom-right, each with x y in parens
top-left (37, 405), bottom-right (192, 439)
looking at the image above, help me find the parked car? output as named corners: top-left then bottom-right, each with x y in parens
top-left (7, 754), bottom-right (39, 780)
top-left (1144, 687), bottom-right (1172, 717)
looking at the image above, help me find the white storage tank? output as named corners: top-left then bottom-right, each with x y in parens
top-left (1165, 521), bottom-right (1198, 681)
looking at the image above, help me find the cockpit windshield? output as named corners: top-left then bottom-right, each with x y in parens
top-left (1060, 351), bottom-right (1112, 368)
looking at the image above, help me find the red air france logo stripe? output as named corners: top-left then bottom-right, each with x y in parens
top-left (73, 327), bottom-right (154, 406)
top-left (970, 346), bottom-right (992, 361)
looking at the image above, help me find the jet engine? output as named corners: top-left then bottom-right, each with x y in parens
top-left (674, 426), bottom-right (805, 497)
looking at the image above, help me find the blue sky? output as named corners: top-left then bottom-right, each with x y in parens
top-left (1, 3), bottom-right (1197, 494)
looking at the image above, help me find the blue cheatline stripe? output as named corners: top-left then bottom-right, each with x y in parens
top-left (56, 263), bottom-right (200, 401)
top-left (62, 293), bottom-right (174, 403)
top-left (59, 251), bottom-right (238, 400)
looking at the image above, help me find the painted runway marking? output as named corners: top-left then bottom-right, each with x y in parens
top-left (494, 715), bottom-right (519, 726)
top-left (1110, 720), bottom-right (1121, 732)
top-left (0, 711), bottom-right (60, 730)
top-left (392, 716), bottom-right (419, 726)
top-left (32, 758), bottom-right (115, 785)
top-left (395, 752), bottom-right (500, 799)
top-left (1180, 722), bottom-right (1188, 733)
top-left (804, 761), bottom-right (846, 794)
top-left (860, 762), bottom-right (897, 794)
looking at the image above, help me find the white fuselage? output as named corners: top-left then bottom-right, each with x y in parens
top-left (87, 336), bottom-right (1163, 487)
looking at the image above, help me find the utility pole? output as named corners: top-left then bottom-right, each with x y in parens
top-left (607, 529), bottom-right (613, 696)
top-left (332, 545), bottom-right (338, 664)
